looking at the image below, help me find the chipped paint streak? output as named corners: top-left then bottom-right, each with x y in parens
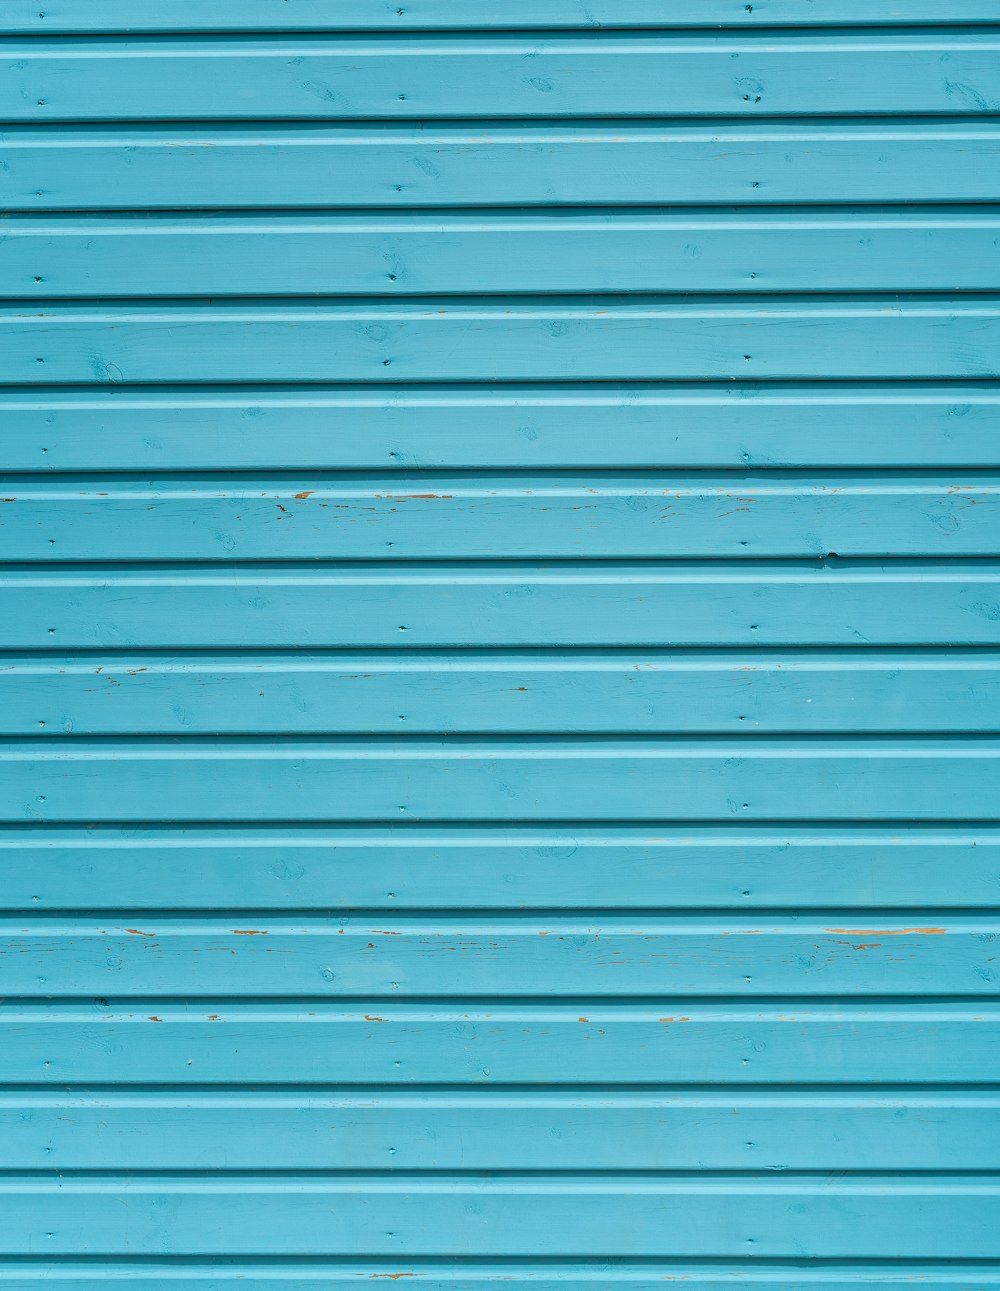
top-left (825, 927), bottom-right (948, 935)
top-left (232, 929), bottom-right (269, 935)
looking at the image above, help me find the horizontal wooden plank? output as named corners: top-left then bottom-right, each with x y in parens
top-left (6, 4), bottom-right (999, 1279)
top-left (4, 384), bottom-right (1000, 473)
top-left (9, 210), bottom-right (1000, 296)
top-left (4, 33), bottom-right (998, 123)
top-left (3, 473), bottom-right (999, 561)
top-left (3, 1172), bottom-right (1000, 1258)
top-left (4, 1001), bottom-right (999, 1084)
top-left (1, 824), bottom-right (998, 911)
top-left (6, 298), bottom-right (1000, 384)
top-left (0, 1269), bottom-right (993, 1291)
top-left (5, 1089), bottom-right (999, 1170)
top-left (8, 122), bottom-right (1000, 210)
top-left (5, 562), bottom-right (1000, 649)
top-left (2, 914), bottom-right (996, 996)
top-left (7, 1), bottom-right (1000, 33)
top-left (3, 737), bottom-right (999, 822)
top-left (4, 651), bottom-right (999, 735)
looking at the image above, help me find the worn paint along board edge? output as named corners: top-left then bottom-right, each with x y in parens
top-left (4, 1001), bottom-right (1000, 1083)
top-left (4, 649), bottom-right (1000, 734)
top-left (4, 473), bottom-right (1000, 561)
top-left (0, 914), bottom-right (992, 996)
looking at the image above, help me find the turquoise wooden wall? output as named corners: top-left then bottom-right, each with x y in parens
top-left (1, 2), bottom-right (999, 1288)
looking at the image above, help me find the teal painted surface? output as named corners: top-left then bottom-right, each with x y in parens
top-left (4, 33), bottom-right (999, 122)
top-left (10, 209), bottom-right (1000, 296)
top-left (0, 4), bottom-right (999, 1288)
top-left (4, 3), bottom-right (1000, 31)
top-left (7, 123), bottom-right (1000, 210)
top-left (3, 385), bottom-right (999, 470)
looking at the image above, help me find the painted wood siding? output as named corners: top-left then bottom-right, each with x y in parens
top-left (0, 3), bottom-right (998, 1289)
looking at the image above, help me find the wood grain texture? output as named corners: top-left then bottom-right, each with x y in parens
top-left (4, 385), bottom-right (999, 472)
top-left (3, 1002), bottom-right (999, 1083)
top-left (5, 1090), bottom-right (999, 1170)
top-left (2, 1173), bottom-right (1000, 1258)
top-left (1, 824), bottom-right (995, 911)
top-left (1, 915), bottom-right (996, 996)
top-left (5, 2), bottom-right (999, 31)
top-left (5, 5), bottom-right (1000, 1280)
top-left (6, 210), bottom-right (1000, 295)
top-left (0, 1270), bottom-right (991, 1291)
top-left (3, 474), bottom-right (1000, 560)
top-left (4, 562), bottom-right (999, 648)
top-left (8, 123), bottom-right (1000, 211)
top-left (5, 33), bottom-right (998, 122)
top-left (5, 298), bottom-right (1000, 384)
top-left (3, 650), bottom-right (997, 734)
top-left (4, 736), bottom-right (1000, 822)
